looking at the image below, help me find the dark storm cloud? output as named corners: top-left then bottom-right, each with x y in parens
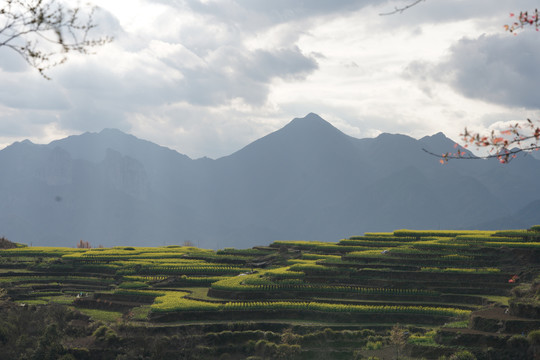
top-left (7, 0), bottom-right (539, 157)
top-left (53, 60), bottom-right (176, 131)
top-left (406, 32), bottom-right (540, 109)
top-left (38, 0), bottom-right (320, 131)
top-left (186, 0), bottom-right (376, 23)
top-left (233, 0), bottom-right (374, 19)
top-left (0, 112), bottom-right (50, 136)
top-left (91, 6), bottom-right (124, 38)
top-left (181, 46), bottom-right (318, 105)
top-left (49, 40), bottom-right (317, 133)
top-left (0, 75), bottom-right (69, 110)
top-left (155, 0), bottom-right (383, 58)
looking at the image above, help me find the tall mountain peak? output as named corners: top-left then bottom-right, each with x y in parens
top-left (284, 113), bottom-right (340, 133)
top-left (1, 113), bottom-right (539, 249)
top-left (278, 113), bottom-right (354, 143)
top-left (418, 132), bottom-right (473, 158)
top-left (50, 128), bottom-right (190, 164)
top-left (289, 112), bottom-right (326, 124)
top-left (225, 113), bottom-right (352, 162)
top-left (99, 128), bottom-right (130, 136)
top-left (420, 132), bottom-right (453, 142)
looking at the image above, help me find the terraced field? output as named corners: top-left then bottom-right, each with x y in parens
top-left (0, 227), bottom-right (539, 359)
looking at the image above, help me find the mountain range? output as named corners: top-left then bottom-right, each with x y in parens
top-left (1, 113), bottom-right (539, 249)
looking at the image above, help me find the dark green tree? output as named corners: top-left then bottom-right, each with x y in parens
top-left (390, 324), bottom-right (407, 359)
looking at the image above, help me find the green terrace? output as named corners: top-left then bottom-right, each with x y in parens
top-left (0, 225), bottom-right (539, 359)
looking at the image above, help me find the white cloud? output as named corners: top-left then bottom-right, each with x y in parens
top-left (435, 33), bottom-right (540, 109)
top-left (1, 0), bottom-right (539, 158)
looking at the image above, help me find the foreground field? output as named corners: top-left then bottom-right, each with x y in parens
top-left (1, 227), bottom-right (539, 359)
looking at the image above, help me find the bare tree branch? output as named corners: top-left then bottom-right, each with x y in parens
top-left (0, 0), bottom-right (112, 79)
top-left (426, 119), bottom-right (540, 164)
top-left (379, 0), bottom-right (425, 16)
top-left (505, 9), bottom-right (540, 33)
top-left (423, 146), bottom-right (540, 163)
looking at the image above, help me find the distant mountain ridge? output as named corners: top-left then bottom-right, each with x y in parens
top-left (1, 113), bottom-right (539, 248)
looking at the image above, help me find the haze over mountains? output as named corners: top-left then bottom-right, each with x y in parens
top-left (1, 113), bottom-right (539, 249)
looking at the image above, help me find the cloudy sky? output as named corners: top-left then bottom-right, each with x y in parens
top-left (1, 0), bottom-right (539, 159)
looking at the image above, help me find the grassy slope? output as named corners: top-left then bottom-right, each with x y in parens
top-left (0, 226), bottom-right (538, 359)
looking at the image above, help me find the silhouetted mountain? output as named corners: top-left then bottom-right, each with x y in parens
top-left (470, 199), bottom-right (540, 230)
top-left (1, 113), bottom-right (539, 248)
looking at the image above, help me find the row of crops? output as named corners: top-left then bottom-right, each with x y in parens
top-left (210, 273), bottom-right (439, 296)
top-left (0, 225), bottom-right (538, 327)
top-left (117, 289), bottom-right (469, 317)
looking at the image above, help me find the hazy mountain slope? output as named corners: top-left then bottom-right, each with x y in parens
top-left (50, 128), bottom-right (191, 165)
top-left (0, 113), bottom-right (538, 248)
top-left (469, 199), bottom-right (540, 230)
top-left (210, 114), bottom-right (373, 242)
top-left (0, 140), bottom-right (202, 247)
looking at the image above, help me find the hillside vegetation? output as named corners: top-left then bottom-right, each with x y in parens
top-left (0, 227), bottom-right (539, 359)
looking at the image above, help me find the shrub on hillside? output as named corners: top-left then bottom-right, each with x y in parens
top-left (364, 340), bottom-right (383, 350)
top-left (448, 350), bottom-right (476, 360)
top-left (92, 325), bottom-right (119, 344)
top-left (528, 329), bottom-right (540, 345)
top-left (507, 334), bottom-right (529, 348)
top-left (0, 237), bottom-right (17, 249)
